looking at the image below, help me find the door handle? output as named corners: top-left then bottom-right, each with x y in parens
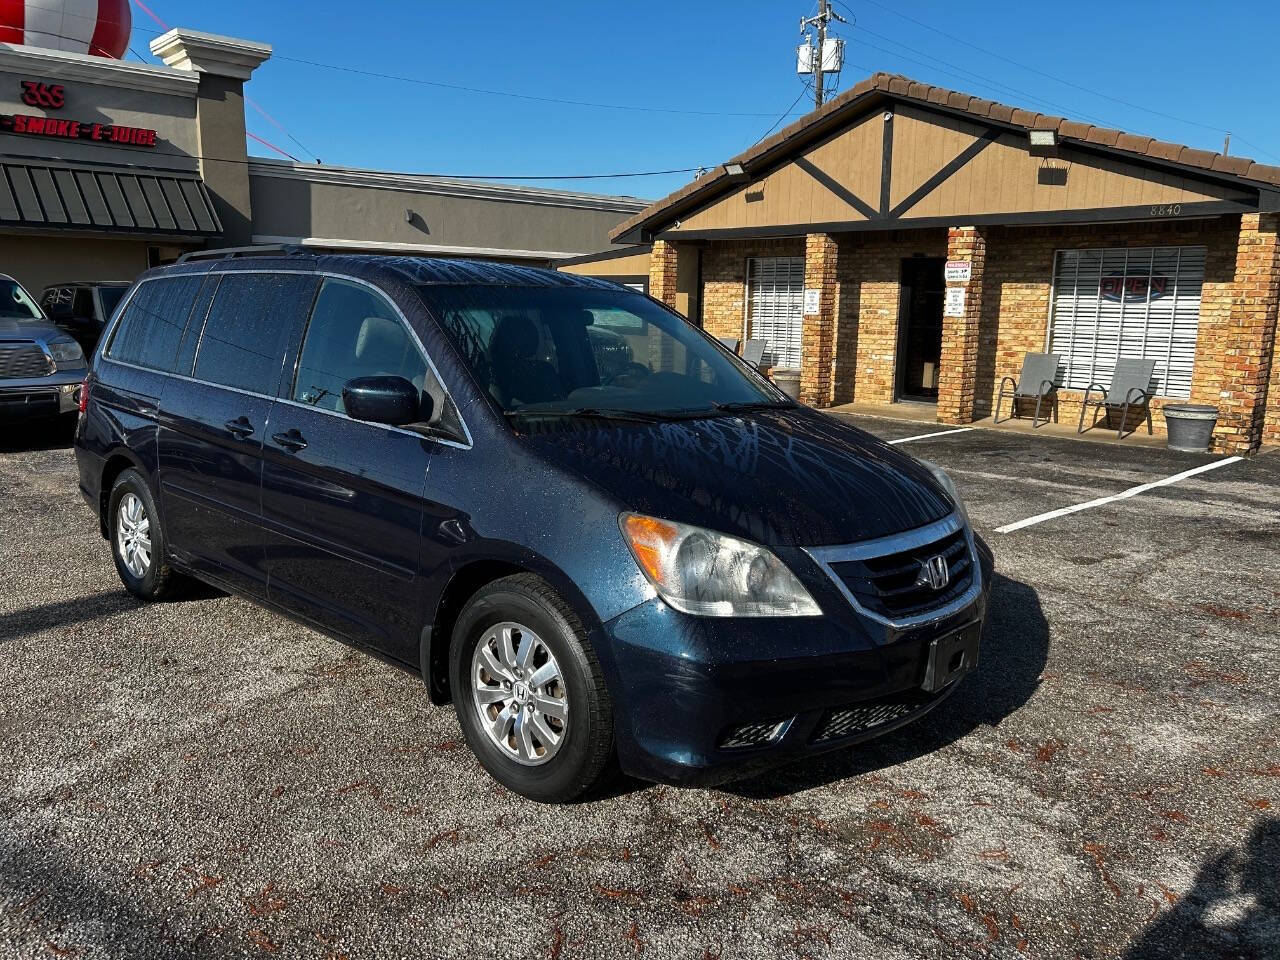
top-left (271, 429), bottom-right (308, 452)
top-left (224, 416), bottom-right (255, 439)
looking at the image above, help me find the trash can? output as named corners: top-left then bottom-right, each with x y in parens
top-left (1163, 404), bottom-right (1218, 452)
top-left (771, 367), bottom-right (802, 401)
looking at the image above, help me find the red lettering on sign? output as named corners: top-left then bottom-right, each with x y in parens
top-left (20, 80), bottom-right (64, 109)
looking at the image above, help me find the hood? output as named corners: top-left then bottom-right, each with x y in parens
top-left (0, 317), bottom-right (59, 342)
top-left (516, 407), bottom-right (954, 547)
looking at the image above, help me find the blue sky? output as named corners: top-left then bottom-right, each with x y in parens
top-left (134, 1), bottom-right (1279, 201)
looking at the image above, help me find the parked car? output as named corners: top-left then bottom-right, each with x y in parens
top-left (75, 254), bottom-right (993, 802)
top-left (40, 281), bottom-right (131, 353)
top-left (0, 273), bottom-right (86, 423)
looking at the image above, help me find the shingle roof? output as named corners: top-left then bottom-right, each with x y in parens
top-left (610, 72), bottom-right (1280, 242)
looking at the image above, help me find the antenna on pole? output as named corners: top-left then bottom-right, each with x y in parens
top-left (798, 1), bottom-right (847, 110)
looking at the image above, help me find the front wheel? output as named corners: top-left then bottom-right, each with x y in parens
top-left (449, 574), bottom-right (614, 803)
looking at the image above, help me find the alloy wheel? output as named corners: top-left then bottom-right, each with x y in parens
top-left (116, 492), bottom-right (151, 579)
top-left (470, 621), bottom-right (568, 766)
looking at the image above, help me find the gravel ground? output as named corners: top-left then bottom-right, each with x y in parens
top-left (1, 414), bottom-right (1277, 960)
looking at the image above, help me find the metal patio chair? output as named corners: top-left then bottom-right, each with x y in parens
top-left (1077, 357), bottom-right (1157, 439)
top-left (741, 338), bottom-right (768, 369)
top-left (994, 352), bottom-right (1060, 428)
top-left (717, 337), bottom-right (741, 353)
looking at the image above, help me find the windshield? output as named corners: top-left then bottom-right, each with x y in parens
top-left (0, 278), bottom-right (43, 320)
top-left (416, 284), bottom-right (789, 419)
top-left (98, 286), bottom-right (127, 320)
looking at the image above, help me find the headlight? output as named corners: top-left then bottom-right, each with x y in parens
top-left (920, 459), bottom-right (969, 527)
top-left (47, 336), bottom-right (83, 365)
top-left (619, 513), bottom-right (820, 617)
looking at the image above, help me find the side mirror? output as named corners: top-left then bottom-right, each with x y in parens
top-left (341, 376), bottom-right (429, 426)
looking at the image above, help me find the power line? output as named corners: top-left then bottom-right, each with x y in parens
top-left (845, 33), bottom-right (1113, 128)
top-left (130, 1), bottom-right (319, 163)
top-left (755, 80), bottom-right (814, 146)
top-left (2, 143), bottom-right (709, 182)
top-left (836, 0), bottom-right (1240, 139)
top-left (271, 53), bottom-right (807, 119)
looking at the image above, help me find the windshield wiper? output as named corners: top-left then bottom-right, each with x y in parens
top-left (710, 400), bottom-right (796, 413)
top-left (505, 407), bottom-right (671, 423)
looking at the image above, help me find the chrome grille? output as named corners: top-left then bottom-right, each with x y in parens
top-left (826, 526), bottom-right (974, 621)
top-left (0, 341), bottom-right (51, 379)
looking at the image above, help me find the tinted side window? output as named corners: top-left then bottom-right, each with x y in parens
top-left (292, 278), bottom-right (428, 416)
top-left (106, 277), bottom-right (202, 373)
top-left (194, 273), bottom-right (313, 394)
top-left (97, 286), bottom-right (127, 321)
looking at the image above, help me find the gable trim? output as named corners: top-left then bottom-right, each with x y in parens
top-left (890, 127), bottom-right (1002, 220)
top-left (794, 156), bottom-right (878, 221)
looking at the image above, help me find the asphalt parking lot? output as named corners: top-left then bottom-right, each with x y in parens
top-left (2, 415), bottom-right (1277, 960)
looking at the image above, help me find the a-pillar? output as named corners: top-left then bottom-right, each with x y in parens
top-left (1214, 212), bottom-right (1280, 453)
top-left (937, 226), bottom-right (986, 424)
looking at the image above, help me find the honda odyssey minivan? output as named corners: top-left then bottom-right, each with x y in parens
top-left (75, 253), bottom-right (993, 802)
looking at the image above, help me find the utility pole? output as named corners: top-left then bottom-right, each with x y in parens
top-left (800, 1), bottom-right (847, 110)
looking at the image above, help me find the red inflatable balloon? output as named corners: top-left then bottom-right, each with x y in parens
top-left (0, 0), bottom-right (132, 60)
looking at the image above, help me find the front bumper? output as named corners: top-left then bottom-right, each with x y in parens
top-left (594, 533), bottom-right (995, 787)
top-left (0, 370), bottom-right (82, 420)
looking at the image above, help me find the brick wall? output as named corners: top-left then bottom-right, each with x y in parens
top-left (938, 226), bottom-right (986, 423)
top-left (686, 215), bottom-right (1276, 451)
top-left (1266, 324), bottom-right (1280, 446)
top-left (700, 238), bottom-right (805, 344)
top-left (1216, 213), bottom-right (1280, 452)
top-left (976, 217), bottom-right (1243, 440)
top-left (801, 233), bottom-right (839, 405)
top-left (647, 239), bottom-right (679, 309)
top-left (837, 231), bottom-right (948, 404)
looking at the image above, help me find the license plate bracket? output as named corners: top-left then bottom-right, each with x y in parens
top-left (921, 621), bottom-right (981, 693)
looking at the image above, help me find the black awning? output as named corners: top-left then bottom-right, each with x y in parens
top-left (0, 157), bottom-right (222, 238)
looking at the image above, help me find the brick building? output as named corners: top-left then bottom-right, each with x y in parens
top-left (574, 73), bottom-right (1280, 453)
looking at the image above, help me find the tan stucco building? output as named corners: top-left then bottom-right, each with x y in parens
top-left (564, 72), bottom-right (1280, 453)
top-left (0, 29), bottom-right (646, 298)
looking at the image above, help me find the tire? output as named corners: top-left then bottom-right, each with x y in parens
top-left (450, 574), bottom-right (614, 803)
top-left (107, 468), bottom-right (180, 601)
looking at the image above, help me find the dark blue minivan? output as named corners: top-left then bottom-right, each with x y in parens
top-left (75, 253), bottom-right (993, 802)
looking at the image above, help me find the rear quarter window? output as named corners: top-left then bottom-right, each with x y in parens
top-left (106, 276), bottom-right (203, 372)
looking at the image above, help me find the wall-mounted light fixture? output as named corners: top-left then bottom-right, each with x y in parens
top-left (1028, 129), bottom-right (1058, 157)
top-left (723, 162), bottom-right (747, 179)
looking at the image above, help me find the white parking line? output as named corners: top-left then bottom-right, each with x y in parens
top-left (995, 456), bottom-right (1244, 534)
top-left (888, 427), bottom-right (977, 445)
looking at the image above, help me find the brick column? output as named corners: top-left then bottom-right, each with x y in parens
top-left (646, 239), bottom-right (680, 370)
top-left (937, 226), bottom-right (986, 424)
top-left (800, 233), bottom-right (840, 407)
top-left (648, 239), bottom-right (680, 310)
top-left (1214, 213), bottom-right (1280, 453)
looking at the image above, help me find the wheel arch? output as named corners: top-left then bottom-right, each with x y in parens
top-left (420, 551), bottom-right (605, 705)
top-left (97, 448), bottom-right (148, 539)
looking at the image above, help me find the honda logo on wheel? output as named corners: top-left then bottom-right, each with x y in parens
top-left (917, 555), bottom-right (949, 591)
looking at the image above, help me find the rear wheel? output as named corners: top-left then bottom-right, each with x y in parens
top-left (450, 574), bottom-right (613, 803)
top-left (108, 469), bottom-right (180, 601)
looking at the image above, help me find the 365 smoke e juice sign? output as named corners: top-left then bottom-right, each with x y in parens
top-left (1, 79), bottom-right (158, 148)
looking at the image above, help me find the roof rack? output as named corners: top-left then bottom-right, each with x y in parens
top-left (176, 243), bottom-right (308, 263)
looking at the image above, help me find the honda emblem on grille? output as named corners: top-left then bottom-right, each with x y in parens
top-left (917, 554), bottom-right (950, 591)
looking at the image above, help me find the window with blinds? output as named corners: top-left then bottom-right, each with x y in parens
top-left (1048, 245), bottom-right (1205, 399)
top-left (747, 256), bottom-right (805, 368)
